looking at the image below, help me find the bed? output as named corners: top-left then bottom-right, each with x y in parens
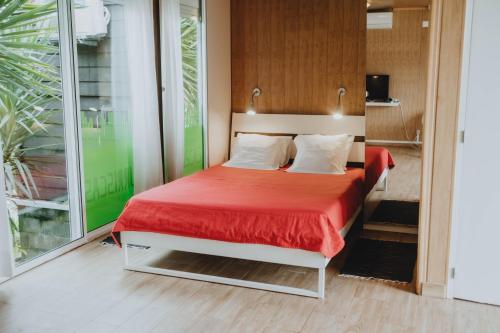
top-left (363, 146), bottom-right (396, 222)
top-left (113, 113), bottom-right (365, 298)
top-left (365, 146), bottom-right (395, 196)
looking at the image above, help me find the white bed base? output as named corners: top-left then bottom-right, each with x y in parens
top-left (364, 167), bottom-right (389, 204)
top-left (363, 167), bottom-right (390, 224)
top-left (122, 206), bottom-right (361, 299)
top-left (374, 167), bottom-right (389, 193)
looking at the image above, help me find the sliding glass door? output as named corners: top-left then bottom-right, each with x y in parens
top-left (0, 0), bottom-right (83, 267)
top-left (74, 0), bottom-right (134, 232)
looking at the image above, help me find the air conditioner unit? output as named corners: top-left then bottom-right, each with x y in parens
top-left (74, 0), bottom-right (111, 40)
top-left (367, 12), bottom-right (393, 30)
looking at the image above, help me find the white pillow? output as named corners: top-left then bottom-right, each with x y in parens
top-left (287, 134), bottom-right (354, 174)
top-left (223, 135), bottom-right (283, 170)
top-left (338, 135), bottom-right (355, 168)
top-left (237, 133), bottom-right (293, 167)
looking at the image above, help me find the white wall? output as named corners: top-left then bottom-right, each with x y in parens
top-left (205, 0), bottom-right (231, 166)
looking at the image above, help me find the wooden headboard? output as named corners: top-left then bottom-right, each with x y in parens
top-left (230, 113), bottom-right (365, 166)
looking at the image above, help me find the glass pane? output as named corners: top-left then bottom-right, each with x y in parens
top-left (75, 0), bottom-right (134, 231)
top-left (12, 206), bottom-right (70, 265)
top-left (181, 15), bottom-right (204, 176)
top-left (1, 0), bottom-right (81, 265)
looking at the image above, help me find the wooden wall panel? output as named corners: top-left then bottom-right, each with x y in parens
top-left (366, 8), bottom-right (430, 141)
top-left (231, 0), bottom-right (366, 116)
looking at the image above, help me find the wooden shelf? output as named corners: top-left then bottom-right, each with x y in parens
top-left (366, 101), bottom-right (400, 107)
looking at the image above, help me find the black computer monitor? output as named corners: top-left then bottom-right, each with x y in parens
top-left (366, 75), bottom-right (390, 102)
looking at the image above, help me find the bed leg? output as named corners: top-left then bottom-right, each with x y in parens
top-left (377, 176), bottom-right (388, 192)
top-left (318, 267), bottom-right (325, 299)
top-left (123, 242), bottom-right (129, 266)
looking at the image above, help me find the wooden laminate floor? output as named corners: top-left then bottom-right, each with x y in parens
top-left (1, 147), bottom-right (498, 332)
top-left (370, 145), bottom-right (422, 203)
top-left (1, 236), bottom-right (499, 333)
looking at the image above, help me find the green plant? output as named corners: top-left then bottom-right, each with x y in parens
top-left (0, 87), bottom-right (59, 257)
top-left (0, 0), bottom-right (60, 255)
top-left (0, 88), bottom-right (55, 198)
top-left (181, 16), bottom-right (199, 128)
top-left (0, 0), bottom-right (60, 98)
top-left (5, 198), bottom-right (22, 257)
top-left (1, 0), bottom-right (60, 193)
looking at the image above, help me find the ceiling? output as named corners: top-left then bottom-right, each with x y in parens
top-left (367, 0), bottom-right (430, 10)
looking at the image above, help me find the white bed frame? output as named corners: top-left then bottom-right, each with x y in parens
top-left (371, 167), bottom-right (390, 194)
top-left (363, 167), bottom-right (418, 235)
top-left (122, 113), bottom-right (365, 299)
top-left (363, 166), bottom-right (391, 225)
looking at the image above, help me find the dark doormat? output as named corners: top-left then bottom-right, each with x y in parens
top-left (340, 238), bottom-right (417, 283)
top-left (101, 236), bottom-right (116, 246)
top-left (100, 235), bottom-right (150, 250)
top-left (370, 200), bottom-right (419, 226)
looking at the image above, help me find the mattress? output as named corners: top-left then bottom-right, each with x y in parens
top-left (112, 165), bottom-right (365, 258)
top-left (365, 146), bottom-right (396, 195)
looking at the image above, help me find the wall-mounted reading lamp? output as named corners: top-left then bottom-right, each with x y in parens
top-left (333, 87), bottom-right (346, 120)
top-left (246, 87), bottom-right (261, 115)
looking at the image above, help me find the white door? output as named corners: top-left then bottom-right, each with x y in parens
top-left (453, 0), bottom-right (500, 305)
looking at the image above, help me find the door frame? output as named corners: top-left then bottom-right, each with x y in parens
top-left (417, 0), bottom-right (444, 295)
top-left (417, 0), bottom-right (468, 297)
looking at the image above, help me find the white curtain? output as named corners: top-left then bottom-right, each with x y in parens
top-left (124, 0), bottom-right (164, 192)
top-left (160, 0), bottom-right (185, 181)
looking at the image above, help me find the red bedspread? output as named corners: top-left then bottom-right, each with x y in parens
top-left (365, 146), bottom-right (396, 194)
top-left (112, 166), bottom-right (364, 258)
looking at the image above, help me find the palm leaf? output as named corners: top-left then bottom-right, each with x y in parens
top-left (0, 0), bottom-right (60, 98)
top-left (181, 17), bottom-right (200, 127)
top-left (0, 1), bottom-right (55, 30)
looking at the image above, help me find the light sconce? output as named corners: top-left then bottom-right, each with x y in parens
top-left (333, 87), bottom-right (346, 120)
top-left (246, 87), bottom-right (261, 115)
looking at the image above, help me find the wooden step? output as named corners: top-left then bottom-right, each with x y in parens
top-left (363, 222), bottom-right (418, 235)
